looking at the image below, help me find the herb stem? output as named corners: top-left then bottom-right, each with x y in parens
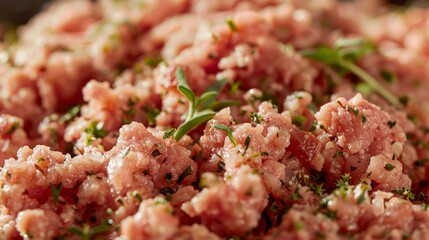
top-left (341, 61), bottom-right (400, 106)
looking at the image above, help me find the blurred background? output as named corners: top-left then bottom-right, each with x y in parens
top-left (0, 0), bottom-right (425, 26)
top-left (0, 0), bottom-right (55, 25)
top-left (0, 0), bottom-right (422, 25)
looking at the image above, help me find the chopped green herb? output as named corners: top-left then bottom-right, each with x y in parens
top-left (177, 166), bottom-right (192, 184)
top-left (309, 121), bottom-right (318, 132)
top-left (130, 191), bottom-right (142, 202)
top-left (355, 83), bottom-right (374, 96)
top-left (392, 188), bottom-right (415, 200)
top-left (59, 106), bottom-right (80, 122)
top-left (154, 197), bottom-right (168, 205)
top-left (333, 150), bottom-right (344, 158)
top-left (250, 112), bottom-right (265, 124)
top-left (384, 163), bottom-right (396, 171)
top-left (357, 189), bottom-right (366, 204)
top-left (294, 221), bottom-right (304, 231)
top-left (50, 182), bottom-right (62, 204)
top-left (361, 115), bottom-right (367, 124)
top-left (117, 198), bottom-right (124, 205)
top-left (208, 53), bottom-right (218, 59)
top-left (346, 106), bottom-right (359, 116)
top-left (408, 114), bottom-right (418, 124)
top-left (163, 128), bottom-right (176, 139)
top-left (68, 220), bottom-right (112, 240)
top-left (243, 135), bottom-right (252, 155)
top-left (144, 56), bottom-right (163, 67)
top-left (49, 129), bottom-right (59, 145)
top-left (124, 108), bottom-right (135, 116)
top-left (151, 149), bottom-right (161, 157)
top-left (326, 75), bottom-right (337, 93)
top-left (301, 39), bottom-right (400, 106)
top-left (380, 70), bottom-right (396, 84)
top-left (226, 19), bottom-right (238, 31)
top-left (6, 121), bottom-right (19, 134)
top-left (213, 124), bottom-right (237, 146)
top-left (159, 188), bottom-right (175, 201)
top-left (141, 106), bottom-right (160, 126)
top-left (261, 151), bottom-right (269, 156)
top-left (217, 161), bottom-right (225, 173)
top-left (336, 173), bottom-right (351, 189)
top-left (417, 192), bottom-right (428, 201)
top-left (229, 82), bottom-right (241, 94)
top-left (85, 121), bottom-right (107, 144)
top-left (165, 172), bottom-right (173, 182)
top-left (308, 103), bottom-right (318, 114)
top-left (413, 158), bottom-right (429, 167)
top-left (292, 115), bottom-right (307, 127)
top-left (291, 186), bottom-right (303, 200)
top-left (399, 95), bottom-right (409, 106)
top-left (387, 121), bottom-right (397, 128)
top-left (323, 210), bottom-right (337, 219)
top-left (270, 202), bottom-right (278, 212)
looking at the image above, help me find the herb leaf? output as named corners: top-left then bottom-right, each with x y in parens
top-left (174, 111), bottom-right (215, 141)
top-left (6, 121), bottom-right (20, 134)
top-left (393, 188), bottom-right (415, 200)
top-left (142, 106), bottom-right (160, 126)
top-left (85, 122), bottom-right (108, 139)
top-left (226, 19), bottom-right (238, 31)
top-left (177, 165), bottom-right (193, 184)
top-left (250, 112), bottom-right (265, 124)
top-left (68, 220), bottom-right (112, 240)
top-left (59, 105), bottom-right (80, 122)
top-left (243, 134), bottom-right (252, 155)
top-left (384, 163), bottom-right (396, 171)
top-left (213, 124), bottom-right (237, 146)
top-left (387, 121), bottom-right (397, 128)
top-left (177, 68), bottom-right (196, 108)
top-left (301, 39), bottom-right (400, 106)
top-left (163, 128), bottom-right (176, 139)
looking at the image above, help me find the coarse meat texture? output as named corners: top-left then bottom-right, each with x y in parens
top-left (2, 0), bottom-right (429, 239)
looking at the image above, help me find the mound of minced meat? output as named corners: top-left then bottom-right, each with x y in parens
top-left (2, 0), bottom-right (429, 239)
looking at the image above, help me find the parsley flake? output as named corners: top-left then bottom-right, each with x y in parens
top-left (226, 19), bottom-right (238, 31)
top-left (292, 115), bottom-right (307, 127)
top-left (387, 121), bottom-right (396, 128)
top-left (177, 166), bottom-right (192, 184)
top-left (384, 163), bottom-right (396, 171)
top-left (50, 182), bottom-right (62, 204)
top-left (250, 112), bottom-right (265, 124)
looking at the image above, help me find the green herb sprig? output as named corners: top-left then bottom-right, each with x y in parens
top-left (173, 68), bottom-right (239, 141)
top-left (68, 220), bottom-right (112, 240)
top-left (301, 38), bottom-right (400, 106)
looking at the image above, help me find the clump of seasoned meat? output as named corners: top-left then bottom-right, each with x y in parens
top-left (2, 0), bottom-right (429, 239)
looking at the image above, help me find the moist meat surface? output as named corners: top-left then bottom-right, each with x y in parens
top-left (1, 0), bottom-right (429, 239)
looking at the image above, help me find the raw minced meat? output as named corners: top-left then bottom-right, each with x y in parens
top-left (1, 0), bottom-right (429, 239)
